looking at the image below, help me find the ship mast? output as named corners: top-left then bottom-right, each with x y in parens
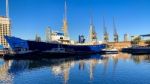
top-left (62, 0), bottom-right (68, 39)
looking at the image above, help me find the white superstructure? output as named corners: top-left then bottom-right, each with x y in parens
top-left (46, 31), bottom-right (70, 44)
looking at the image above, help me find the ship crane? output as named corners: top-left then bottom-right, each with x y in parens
top-left (113, 17), bottom-right (119, 42)
top-left (89, 14), bottom-right (97, 44)
top-left (103, 17), bottom-right (109, 43)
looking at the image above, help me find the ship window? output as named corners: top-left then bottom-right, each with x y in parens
top-left (60, 37), bottom-right (63, 39)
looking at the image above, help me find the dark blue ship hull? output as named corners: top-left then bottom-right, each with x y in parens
top-left (4, 36), bottom-right (106, 54)
top-left (122, 47), bottom-right (150, 55)
top-left (27, 41), bottom-right (106, 53)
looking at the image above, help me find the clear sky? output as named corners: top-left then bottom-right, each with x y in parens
top-left (0, 0), bottom-right (150, 41)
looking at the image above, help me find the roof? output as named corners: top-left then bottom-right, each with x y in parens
top-left (140, 34), bottom-right (150, 37)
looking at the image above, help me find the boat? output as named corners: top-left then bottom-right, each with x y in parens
top-left (101, 48), bottom-right (118, 54)
top-left (3, 36), bottom-right (106, 59)
top-left (122, 45), bottom-right (150, 55)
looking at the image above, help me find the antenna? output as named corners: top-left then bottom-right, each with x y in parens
top-left (6, 0), bottom-right (9, 18)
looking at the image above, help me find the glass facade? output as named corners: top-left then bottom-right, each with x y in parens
top-left (0, 17), bottom-right (11, 48)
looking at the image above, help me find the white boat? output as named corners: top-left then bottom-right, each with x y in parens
top-left (101, 48), bottom-right (118, 54)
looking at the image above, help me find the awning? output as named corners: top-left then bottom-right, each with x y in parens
top-left (140, 34), bottom-right (150, 37)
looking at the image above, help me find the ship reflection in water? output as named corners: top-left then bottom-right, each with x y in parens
top-left (1, 53), bottom-right (150, 84)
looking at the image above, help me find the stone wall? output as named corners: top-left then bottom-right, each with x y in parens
top-left (107, 41), bottom-right (147, 51)
top-left (107, 41), bottom-right (131, 51)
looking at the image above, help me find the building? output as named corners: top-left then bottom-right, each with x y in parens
top-left (0, 0), bottom-right (11, 48)
top-left (124, 33), bottom-right (128, 42)
top-left (79, 35), bottom-right (85, 43)
top-left (35, 34), bottom-right (41, 42)
top-left (0, 16), bottom-right (11, 48)
top-left (46, 26), bottom-right (52, 42)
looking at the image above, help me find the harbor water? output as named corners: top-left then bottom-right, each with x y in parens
top-left (0, 53), bottom-right (150, 84)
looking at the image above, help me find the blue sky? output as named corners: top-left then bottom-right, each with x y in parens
top-left (0, 0), bottom-right (150, 41)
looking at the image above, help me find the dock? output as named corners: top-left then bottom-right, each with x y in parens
top-left (0, 51), bottom-right (4, 56)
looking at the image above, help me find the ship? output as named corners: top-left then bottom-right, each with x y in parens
top-left (122, 45), bottom-right (150, 55)
top-left (4, 35), bottom-right (106, 59)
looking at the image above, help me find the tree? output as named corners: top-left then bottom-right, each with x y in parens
top-left (131, 36), bottom-right (141, 45)
top-left (145, 39), bottom-right (150, 45)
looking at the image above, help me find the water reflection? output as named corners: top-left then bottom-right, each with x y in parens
top-left (0, 60), bottom-right (13, 84)
top-left (0, 53), bottom-right (150, 84)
